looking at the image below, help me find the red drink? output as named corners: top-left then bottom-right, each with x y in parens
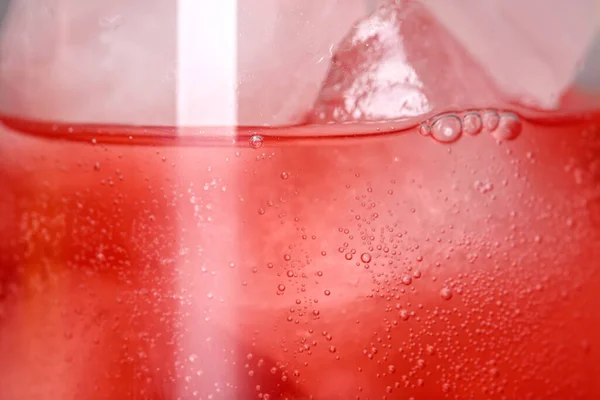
top-left (2, 1), bottom-right (600, 398)
top-left (1, 110), bottom-right (599, 399)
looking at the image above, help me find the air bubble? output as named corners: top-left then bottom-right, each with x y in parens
top-left (249, 135), bottom-right (264, 149)
top-left (399, 309), bottom-right (410, 321)
top-left (361, 253), bottom-right (372, 263)
top-left (418, 123), bottom-right (431, 136)
top-left (462, 112), bottom-right (482, 135)
top-left (431, 115), bottom-right (462, 143)
top-left (482, 110), bottom-right (500, 131)
top-left (440, 287), bottom-right (453, 300)
top-left (474, 180), bottom-right (494, 194)
top-left (491, 112), bottom-right (522, 141)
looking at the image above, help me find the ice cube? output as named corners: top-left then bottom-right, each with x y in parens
top-left (236, 0), bottom-right (369, 126)
top-left (309, 0), bottom-right (504, 124)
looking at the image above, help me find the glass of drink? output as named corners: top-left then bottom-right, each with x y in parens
top-left (1, 1), bottom-right (599, 399)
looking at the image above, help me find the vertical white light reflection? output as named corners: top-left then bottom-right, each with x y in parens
top-left (177, 0), bottom-right (238, 126)
top-left (175, 1), bottom-right (239, 398)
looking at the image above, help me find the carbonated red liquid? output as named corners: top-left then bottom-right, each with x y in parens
top-left (1, 110), bottom-right (599, 399)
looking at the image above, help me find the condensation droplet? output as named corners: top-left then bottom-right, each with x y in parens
top-left (419, 123), bottom-right (431, 136)
top-left (249, 135), bottom-right (264, 149)
top-left (280, 171), bottom-right (289, 180)
top-left (462, 112), bottom-right (482, 135)
top-left (278, 284), bottom-right (286, 292)
top-left (491, 112), bottom-right (522, 141)
top-left (431, 115), bottom-right (462, 143)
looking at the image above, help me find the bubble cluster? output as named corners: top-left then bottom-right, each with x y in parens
top-left (420, 110), bottom-right (522, 144)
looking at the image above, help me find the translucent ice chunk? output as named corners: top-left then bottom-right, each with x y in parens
top-left (309, 0), bottom-right (503, 124)
top-left (237, 0), bottom-right (369, 126)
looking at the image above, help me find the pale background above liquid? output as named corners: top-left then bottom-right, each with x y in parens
top-left (0, 0), bottom-right (599, 127)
